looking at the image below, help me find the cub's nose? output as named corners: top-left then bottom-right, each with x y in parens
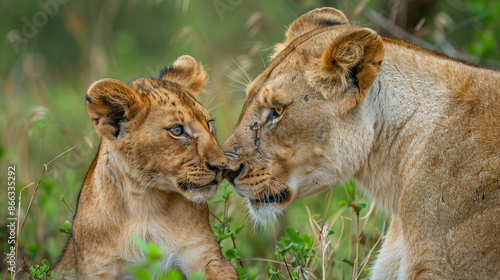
top-left (205, 161), bottom-right (226, 172)
top-left (223, 163), bottom-right (245, 184)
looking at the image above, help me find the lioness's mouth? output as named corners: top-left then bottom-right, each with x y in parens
top-left (180, 180), bottom-right (218, 191)
top-left (255, 189), bottom-right (288, 204)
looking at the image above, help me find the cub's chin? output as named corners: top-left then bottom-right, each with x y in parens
top-left (179, 181), bottom-right (219, 203)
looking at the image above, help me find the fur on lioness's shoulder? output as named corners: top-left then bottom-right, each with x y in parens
top-left (222, 7), bottom-right (500, 279)
top-left (54, 55), bottom-right (237, 279)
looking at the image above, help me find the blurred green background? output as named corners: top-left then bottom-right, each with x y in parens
top-left (1, 0), bottom-right (498, 279)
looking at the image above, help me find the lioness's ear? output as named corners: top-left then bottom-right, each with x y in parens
top-left (86, 78), bottom-right (141, 141)
top-left (159, 55), bottom-right (207, 100)
top-left (310, 28), bottom-right (384, 112)
top-left (271, 8), bottom-right (348, 60)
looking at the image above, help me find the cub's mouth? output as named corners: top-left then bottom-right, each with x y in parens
top-left (179, 180), bottom-right (218, 191)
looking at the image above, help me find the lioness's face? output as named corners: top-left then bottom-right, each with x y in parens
top-left (87, 56), bottom-right (226, 203)
top-left (222, 8), bottom-right (383, 221)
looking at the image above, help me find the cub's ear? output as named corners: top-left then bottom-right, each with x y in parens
top-left (308, 28), bottom-right (384, 112)
top-left (159, 55), bottom-right (207, 100)
top-left (85, 78), bottom-right (142, 141)
top-left (271, 8), bottom-right (348, 60)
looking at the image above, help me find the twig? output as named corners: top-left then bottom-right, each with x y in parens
top-left (60, 195), bottom-right (75, 215)
top-left (14, 145), bottom-right (76, 273)
top-left (209, 210), bottom-right (224, 224)
top-left (282, 256), bottom-right (294, 280)
top-left (233, 258), bottom-right (292, 267)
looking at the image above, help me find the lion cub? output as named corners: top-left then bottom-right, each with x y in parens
top-left (54, 55), bottom-right (237, 279)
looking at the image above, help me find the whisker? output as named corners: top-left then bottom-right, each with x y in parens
top-left (207, 102), bottom-right (226, 113)
top-left (203, 89), bottom-right (223, 108)
top-left (258, 53), bottom-right (267, 68)
top-left (226, 68), bottom-right (250, 88)
top-left (284, 24), bottom-right (299, 38)
top-left (229, 55), bottom-right (253, 84)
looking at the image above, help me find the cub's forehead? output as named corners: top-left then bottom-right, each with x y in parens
top-left (128, 77), bottom-right (211, 121)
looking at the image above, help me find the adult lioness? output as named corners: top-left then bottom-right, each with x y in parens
top-left (222, 8), bottom-right (500, 279)
top-left (54, 56), bottom-right (237, 279)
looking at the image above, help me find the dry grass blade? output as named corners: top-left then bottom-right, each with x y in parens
top-left (356, 232), bottom-right (383, 279)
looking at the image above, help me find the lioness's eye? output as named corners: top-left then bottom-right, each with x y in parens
top-left (272, 106), bottom-right (284, 118)
top-left (208, 122), bottom-right (215, 134)
top-left (169, 125), bottom-right (184, 137)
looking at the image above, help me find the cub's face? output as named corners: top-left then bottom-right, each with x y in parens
top-left (86, 55), bottom-right (226, 203)
top-left (222, 8), bottom-right (384, 221)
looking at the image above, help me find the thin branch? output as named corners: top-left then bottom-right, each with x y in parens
top-left (233, 258), bottom-right (292, 267)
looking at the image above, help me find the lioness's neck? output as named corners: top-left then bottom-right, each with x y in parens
top-left (356, 41), bottom-right (497, 213)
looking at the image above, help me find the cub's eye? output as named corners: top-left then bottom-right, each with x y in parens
top-left (169, 125), bottom-right (184, 137)
top-left (271, 106), bottom-right (284, 118)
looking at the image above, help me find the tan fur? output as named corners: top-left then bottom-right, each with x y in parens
top-left (222, 8), bottom-right (500, 279)
top-left (55, 55), bottom-right (237, 279)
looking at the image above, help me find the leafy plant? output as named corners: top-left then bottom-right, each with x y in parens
top-left (210, 182), bottom-right (247, 279)
top-left (125, 237), bottom-right (206, 280)
top-left (126, 237), bottom-right (168, 280)
top-left (30, 259), bottom-right (54, 280)
top-left (269, 228), bottom-right (317, 279)
top-left (57, 220), bottom-right (72, 235)
top-left (29, 259), bottom-right (77, 280)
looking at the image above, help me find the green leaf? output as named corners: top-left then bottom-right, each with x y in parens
top-left (328, 230), bottom-right (335, 236)
top-left (233, 223), bottom-right (245, 235)
top-left (65, 220), bottom-right (70, 229)
top-left (268, 267), bottom-right (279, 275)
top-left (224, 248), bottom-right (240, 260)
top-left (38, 122), bottom-right (52, 130)
top-left (132, 236), bottom-right (149, 252)
top-left (278, 242), bottom-right (294, 254)
top-left (302, 234), bottom-right (314, 249)
top-left (279, 236), bottom-right (291, 248)
top-left (347, 201), bottom-right (364, 214)
top-left (342, 259), bottom-right (354, 267)
top-left (146, 243), bottom-right (164, 260)
top-left (163, 269), bottom-right (183, 280)
top-left (284, 228), bottom-right (304, 244)
top-left (235, 265), bottom-right (248, 279)
top-left (217, 233), bottom-right (231, 242)
top-left (337, 200), bottom-right (348, 206)
top-left (126, 265), bottom-right (152, 280)
top-left (42, 259), bottom-right (50, 268)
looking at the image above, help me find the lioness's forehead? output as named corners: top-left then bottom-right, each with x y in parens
top-left (239, 25), bottom-right (354, 121)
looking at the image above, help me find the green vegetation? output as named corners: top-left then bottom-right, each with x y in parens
top-left (1, 0), bottom-right (497, 279)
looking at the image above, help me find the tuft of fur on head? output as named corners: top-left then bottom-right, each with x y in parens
top-left (269, 7), bottom-right (349, 61)
top-left (158, 55), bottom-right (208, 100)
